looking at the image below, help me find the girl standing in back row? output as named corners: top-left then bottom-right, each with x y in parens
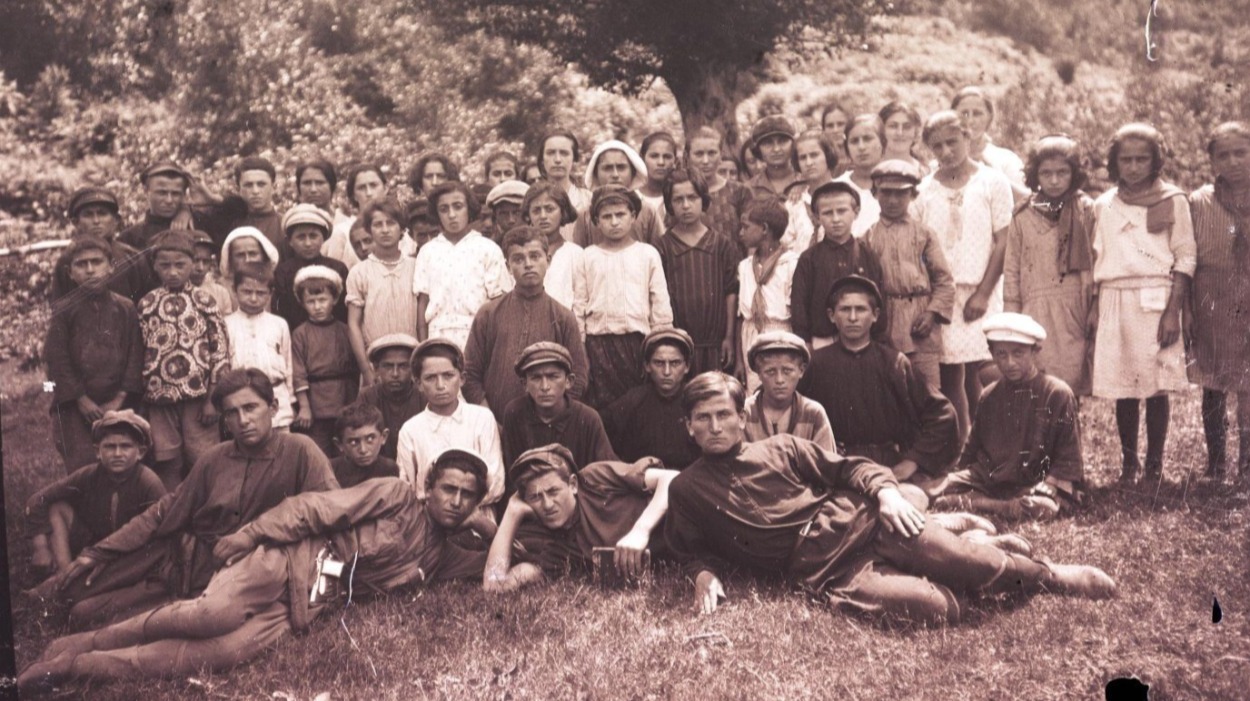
top-left (1090, 123), bottom-right (1194, 483)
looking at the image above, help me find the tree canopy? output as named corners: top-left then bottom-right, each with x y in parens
top-left (415, 0), bottom-right (890, 144)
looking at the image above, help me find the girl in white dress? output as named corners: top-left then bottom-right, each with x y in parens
top-left (913, 111), bottom-right (1015, 440)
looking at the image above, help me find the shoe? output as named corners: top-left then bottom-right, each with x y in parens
top-left (1043, 560), bottom-right (1118, 599)
top-left (930, 511), bottom-right (997, 535)
top-left (1118, 455), bottom-right (1141, 483)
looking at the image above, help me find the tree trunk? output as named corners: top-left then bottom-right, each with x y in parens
top-left (664, 60), bottom-right (759, 150)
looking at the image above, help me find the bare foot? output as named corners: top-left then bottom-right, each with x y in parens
top-left (1044, 561), bottom-right (1117, 599)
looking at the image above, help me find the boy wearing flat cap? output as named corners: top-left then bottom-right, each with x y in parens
top-left (273, 203), bottom-right (350, 330)
top-left (799, 275), bottom-right (960, 493)
top-left (464, 225), bottom-right (589, 423)
top-left (483, 444), bottom-right (678, 592)
top-left (601, 327), bottom-right (701, 470)
top-left (791, 180), bottom-right (887, 351)
top-left (863, 159), bottom-right (956, 393)
top-left (932, 312), bottom-right (1083, 521)
top-left (120, 161), bottom-right (196, 253)
top-left (485, 180), bottom-right (529, 246)
top-left (355, 333), bottom-right (425, 460)
top-left (501, 342), bottom-right (616, 475)
top-left (51, 187), bottom-right (156, 305)
top-left (743, 331), bottom-right (835, 451)
top-left (45, 235), bottom-right (147, 473)
top-left (25, 410), bottom-right (166, 585)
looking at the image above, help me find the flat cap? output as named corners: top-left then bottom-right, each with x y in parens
top-left (293, 264), bottom-right (343, 293)
top-left (67, 187), bottom-right (120, 219)
top-left (870, 159), bottom-right (923, 189)
top-left (434, 447), bottom-right (489, 477)
top-left (508, 443), bottom-right (577, 485)
top-left (188, 230), bottom-right (215, 248)
top-left (982, 312), bottom-right (1047, 346)
top-left (282, 203), bottom-right (334, 234)
top-left (365, 333), bottom-right (419, 362)
top-left (750, 115), bottom-right (796, 145)
top-left (149, 229), bottom-right (196, 258)
top-left (642, 326), bottom-right (694, 360)
top-left (91, 409), bottom-right (152, 445)
top-left (827, 274), bottom-right (882, 309)
top-left (747, 330), bottom-right (811, 370)
top-left (486, 180), bottom-right (530, 208)
top-left (140, 161), bottom-right (191, 186)
top-left (590, 184), bottom-right (642, 217)
top-left (514, 342), bottom-right (573, 377)
top-left (412, 336), bottom-right (463, 368)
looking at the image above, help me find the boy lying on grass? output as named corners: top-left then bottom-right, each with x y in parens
top-left (19, 449), bottom-right (491, 696)
top-left (483, 444), bottom-right (679, 592)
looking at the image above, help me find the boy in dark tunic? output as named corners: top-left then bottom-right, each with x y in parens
top-left (355, 333), bottom-right (425, 460)
top-left (799, 275), bottom-right (959, 493)
top-left (51, 187), bottom-right (155, 306)
top-left (501, 342), bottom-right (616, 474)
top-left (932, 313), bottom-right (1083, 521)
top-left (601, 328), bottom-right (701, 470)
top-left (483, 444), bottom-right (678, 592)
top-left (662, 372), bottom-right (1116, 626)
top-left (330, 403), bottom-right (400, 488)
top-left (25, 411), bottom-right (165, 584)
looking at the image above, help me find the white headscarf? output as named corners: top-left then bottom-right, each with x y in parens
top-left (583, 140), bottom-right (649, 191)
top-left (220, 226), bottom-right (281, 278)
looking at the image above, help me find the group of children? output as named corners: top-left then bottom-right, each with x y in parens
top-left (33, 87), bottom-right (1250, 596)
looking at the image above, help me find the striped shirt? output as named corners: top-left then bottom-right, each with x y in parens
top-left (743, 391), bottom-right (836, 451)
top-left (1187, 184), bottom-right (1250, 391)
top-left (345, 254), bottom-right (420, 349)
top-left (573, 241), bottom-right (674, 337)
top-left (656, 227), bottom-right (740, 350)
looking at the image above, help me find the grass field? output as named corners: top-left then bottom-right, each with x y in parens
top-left (3, 367), bottom-right (1248, 701)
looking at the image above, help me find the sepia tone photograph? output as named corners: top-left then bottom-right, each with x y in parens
top-left (0, 1), bottom-right (1246, 698)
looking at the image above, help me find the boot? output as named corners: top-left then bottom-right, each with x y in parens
top-left (930, 511), bottom-right (997, 535)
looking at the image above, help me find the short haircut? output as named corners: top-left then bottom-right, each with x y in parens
top-left (520, 180), bottom-right (578, 227)
top-left (640, 131), bottom-right (679, 165)
top-left (681, 371), bottom-right (746, 418)
top-left (684, 125), bottom-right (724, 159)
top-left (501, 225), bottom-right (548, 256)
top-left (820, 102), bottom-right (848, 129)
top-left (211, 367), bottom-right (277, 411)
top-left (843, 114), bottom-right (885, 150)
top-left (428, 180), bottom-right (482, 222)
top-left (345, 163), bottom-right (387, 209)
top-left (409, 152), bottom-right (461, 194)
top-left (790, 129), bottom-right (840, 173)
top-left (750, 348), bottom-right (808, 373)
top-left (295, 158), bottom-right (338, 194)
top-left (407, 197), bottom-right (437, 227)
top-left (413, 345), bottom-right (464, 375)
top-left (426, 452), bottom-right (487, 497)
top-left (662, 168), bottom-right (710, 215)
top-left (1107, 123), bottom-right (1166, 184)
top-left (334, 402), bottom-right (385, 439)
top-left (513, 460), bottom-right (572, 497)
top-left (921, 110), bottom-right (968, 146)
top-left (234, 156), bottom-right (276, 183)
top-left (590, 186), bottom-right (641, 222)
top-left (232, 261), bottom-right (275, 290)
top-left (745, 195), bottom-right (789, 239)
top-left (537, 129), bottom-right (582, 176)
top-left (951, 86), bottom-right (994, 123)
top-left (361, 198), bottom-right (407, 234)
top-left (66, 235), bottom-right (113, 264)
top-left (483, 150), bottom-right (520, 180)
top-left (1205, 121), bottom-right (1250, 156)
top-left (1024, 135), bottom-right (1088, 193)
top-left (295, 277), bottom-right (341, 302)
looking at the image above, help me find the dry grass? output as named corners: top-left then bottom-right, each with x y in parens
top-left (4, 370), bottom-right (1248, 701)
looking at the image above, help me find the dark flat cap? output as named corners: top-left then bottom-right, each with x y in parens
top-left (508, 443), bottom-right (577, 485)
top-left (750, 115), bottom-right (796, 145)
top-left (140, 161), bottom-right (191, 186)
top-left (514, 342), bottom-right (574, 377)
top-left (67, 187), bottom-right (120, 219)
top-left (92, 409), bottom-right (152, 445)
top-left (642, 326), bottom-right (694, 361)
top-left (828, 274), bottom-right (883, 309)
top-left (810, 180), bottom-right (862, 210)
